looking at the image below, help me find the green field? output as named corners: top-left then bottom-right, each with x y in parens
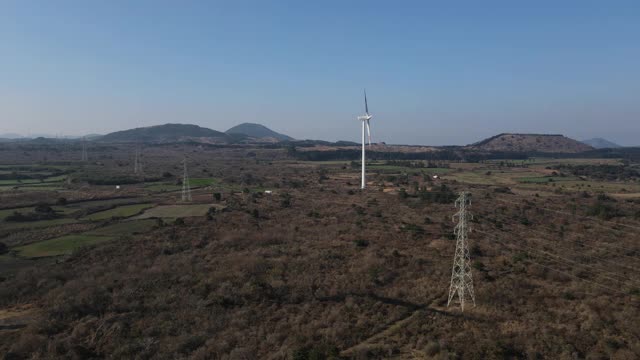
top-left (369, 165), bottom-right (452, 174)
top-left (144, 178), bottom-right (219, 192)
top-left (14, 234), bottom-right (114, 258)
top-left (134, 204), bottom-right (213, 219)
top-left (190, 178), bottom-right (221, 187)
top-left (0, 207), bottom-right (35, 219)
top-left (68, 198), bottom-right (145, 209)
top-left (0, 218), bottom-right (77, 231)
top-left (517, 176), bottom-right (581, 183)
top-left (12, 185), bottom-right (65, 192)
top-left (145, 182), bottom-right (182, 192)
top-left (86, 219), bottom-right (157, 236)
top-left (83, 203), bottom-right (154, 221)
top-left (0, 206), bottom-right (77, 220)
top-left (0, 174), bottom-right (67, 186)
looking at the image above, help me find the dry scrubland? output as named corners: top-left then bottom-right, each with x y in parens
top-left (0, 143), bottom-right (639, 359)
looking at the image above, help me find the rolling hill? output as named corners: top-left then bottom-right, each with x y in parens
top-left (99, 124), bottom-right (233, 143)
top-left (226, 123), bottom-right (294, 142)
top-left (581, 138), bottom-right (622, 149)
top-left (469, 133), bottom-right (594, 153)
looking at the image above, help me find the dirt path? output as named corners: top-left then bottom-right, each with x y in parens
top-left (0, 304), bottom-right (39, 332)
top-left (340, 308), bottom-right (425, 357)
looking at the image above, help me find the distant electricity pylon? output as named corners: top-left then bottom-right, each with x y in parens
top-left (181, 157), bottom-right (192, 202)
top-left (447, 191), bottom-right (476, 311)
top-left (81, 138), bottom-right (88, 162)
top-left (134, 147), bottom-right (143, 175)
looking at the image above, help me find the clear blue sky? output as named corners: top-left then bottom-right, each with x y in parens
top-left (1, 1), bottom-right (639, 145)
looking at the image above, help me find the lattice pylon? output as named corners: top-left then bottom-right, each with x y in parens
top-left (181, 157), bottom-right (192, 202)
top-left (447, 191), bottom-right (476, 311)
top-left (134, 147), bottom-right (143, 175)
top-left (81, 138), bottom-right (88, 162)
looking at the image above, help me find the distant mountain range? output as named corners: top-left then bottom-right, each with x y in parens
top-left (469, 133), bottom-right (594, 153)
top-left (96, 123), bottom-right (296, 144)
top-left (226, 123), bottom-right (294, 142)
top-left (581, 138), bottom-right (622, 149)
top-left (1, 125), bottom-right (633, 151)
top-left (0, 133), bottom-right (102, 140)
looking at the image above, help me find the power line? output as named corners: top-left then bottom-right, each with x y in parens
top-left (482, 208), bottom-right (640, 260)
top-left (476, 229), bottom-right (640, 288)
top-left (492, 198), bottom-right (640, 252)
top-left (495, 197), bottom-right (640, 234)
top-left (476, 230), bottom-right (635, 296)
top-left (527, 230), bottom-right (640, 274)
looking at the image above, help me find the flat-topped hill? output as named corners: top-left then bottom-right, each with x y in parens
top-left (469, 133), bottom-right (594, 153)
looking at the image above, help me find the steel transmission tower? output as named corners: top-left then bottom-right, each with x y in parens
top-left (81, 138), bottom-right (88, 162)
top-left (134, 148), bottom-right (143, 175)
top-left (447, 191), bottom-right (476, 311)
top-left (181, 157), bottom-right (192, 202)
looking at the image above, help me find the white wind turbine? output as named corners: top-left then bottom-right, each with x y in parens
top-left (357, 90), bottom-right (373, 189)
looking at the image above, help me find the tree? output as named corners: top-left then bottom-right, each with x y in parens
top-left (0, 242), bottom-right (8, 255)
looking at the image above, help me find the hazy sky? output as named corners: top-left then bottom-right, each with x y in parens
top-left (1, 1), bottom-right (639, 145)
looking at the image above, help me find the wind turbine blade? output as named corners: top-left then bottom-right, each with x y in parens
top-left (364, 89), bottom-right (369, 114)
top-left (366, 120), bottom-right (372, 145)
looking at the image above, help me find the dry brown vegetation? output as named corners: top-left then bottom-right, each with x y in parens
top-left (0, 143), bottom-right (639, 359)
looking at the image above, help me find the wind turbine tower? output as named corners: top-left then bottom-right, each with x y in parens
top-left (181, 157), bottom-right (192, 202)
top-left (357, 90), bottom-right (373, 189)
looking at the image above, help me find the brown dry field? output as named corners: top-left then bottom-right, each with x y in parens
top-left (0, 143), bottom-right (639, 359)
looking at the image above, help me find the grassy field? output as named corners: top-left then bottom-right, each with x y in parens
top-left (68, 198), bottom-right (145, 209)
top-left (0, 206), bottom-right (77, 220)
top-left (190, 177), bottom-right (221, 187)
top-left (145, 178), bottom-right (219, 192)
top-left (83, 203), bottom-right (154, 221)
top-left (133, 204), bottom-right (213, 219)
top-left (0, 174), bottom-right (67, 186)
top-left (0, 218), bottom-right (77, 231)
top-left (145, 182), bottom-right (182, 192)
top-left (369, 165), bottom-right (452, 174)
top-left (517, 176), bottom-right (581, 183)
top-left (86, 219), bottom-right (157, 236)
top-left (14, 234), bottom-right (114, 258)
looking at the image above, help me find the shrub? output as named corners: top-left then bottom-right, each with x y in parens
top-left (280, 192), bottom-right (292, 208)
top-left (0, 242), bottom-right (8, 255)
top-left (424, 341), bottom-right (440, 356)
top-left (520, 217), bottom-right (531, 226)
top-left (398, 188), bottom-right (408, 199)
top-left (586, 201), bottom-right (621, 220)
top-left (354, 239), bottom-right (369, 247)
top-left (34, 203), bottom-right (54, 214)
